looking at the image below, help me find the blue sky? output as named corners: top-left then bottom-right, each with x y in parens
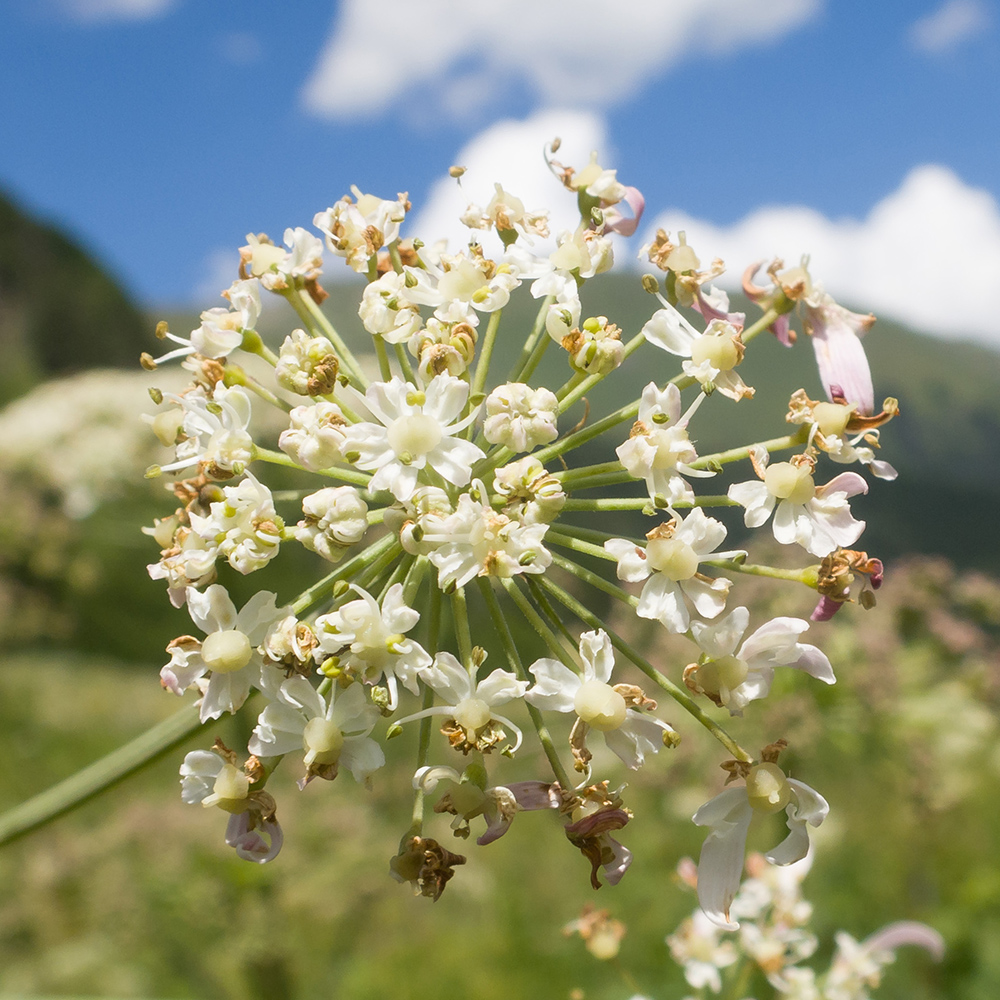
top-left (3, 0), bottom-right (999, 345)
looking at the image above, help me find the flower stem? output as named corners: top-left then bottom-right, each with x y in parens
top-left (691, 427), bottom-right (809, 471)
top-left (0, 701), bottom-right (205, 849)
top-left (291, 531), bottom-right (398, 614)
top-left (500, 578), bottom-right (578, 669)
top-left (478, 579), bottom-right (570, 787)
top-left (252, 446), bottom-right (373, 488)
top-left (284, 287), bottom-right (370, 388)
top-left (471, 308), bottom-right (503, 401)
top-left (509, 294), bottom-right (555, 384)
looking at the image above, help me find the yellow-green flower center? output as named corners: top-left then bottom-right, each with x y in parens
top-left (645, 538), bottom-right (699, 581)
top-left (201, 630), bottom-right (253, 674)
top-left (574, 679), bottom-right (627, 731)
top-left (302, 716), bottom-right (345, 766)
top-left (764, 462), bottom-right (816, 504)
top-left (690, 332), bottom-right (739, 371)
top-left (746, 762), bottom-right (791, 814)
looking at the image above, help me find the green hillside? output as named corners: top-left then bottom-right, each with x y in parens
top-left (0, 188), bottom-right (148, 405)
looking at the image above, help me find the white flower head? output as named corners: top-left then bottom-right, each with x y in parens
top-left (493, 456), bottom-right (566, 525)
top-left (561, 316), bottom-right (625, 375)
top-left (274, 329), bottom-right (340, 397)
top-left (404, 251), bottom-right (520, 314)
top-left (460, 183), bottom-right (549, 242)
top-left (687, 607), bottom-right (835, 715)
top-left (604, 508), bottom-right (743, 634)
top-left (408, 312), bottom-right (479, 382)
top-left (666, 908), bottom-right (739, 994)
top-left (161, 584), bottom-right (288, 722)
top-left (314, 187), bottom-right (409, 273)
top-left (693, 765), bottom-right (828, 930)
top-left (525, 629), bottom-right (676, 770)
top-left (278, 401), bottom-right (349, 472)
top-left (294, 486), bottom-right (368, 562)
top-left (314, 583), bottom-right (431, 709)
top-left (249, 676), bottom-right (385, 786)
top-left (240, 228), bottom-right (324, 291)
top-left (359, 270), bottom-right (423, 343)
top-left (728, 449), bottom-right (868, 557)
top-left (146, 523), bottom-right (218, 608)
top-left (422, 481), bottom-right (552, 589)
top-left (188, 471), bottom-right (282, 575)
top-left (483, 382), bottom-right (559, 453)
top-left (341, 374), bottom-right (484, 501)
top-left (616, 381), bottom-right (714, 505)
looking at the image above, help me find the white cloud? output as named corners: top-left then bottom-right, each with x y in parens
top-left (642, 165), bottom-right (1000, 348)
top-left (58, 0), bottom-right (176, 21)
top-left (908, 0), bottom-right (991, 54)
top-left (302, 0), bottom-right (821, 120)
top-left (192, 247), bottom-right (242, 305)
top-left (406, 108), bottom-right (610, 257)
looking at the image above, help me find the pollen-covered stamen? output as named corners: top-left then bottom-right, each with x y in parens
top-left (200, 629), bottom-right (253, 674)
top-left (763, 461), bottom-right (816, 504)
top-left (574, 679), bottom-right (627, 732)
top-left (645, 537), bottom-right (699, 581)
top-left (745, 762), bottom-right (791, 814)
top-left (387, 414), bottom-right (444, 459)
top-left (202, 763), bottom-right (251, 813)
top-left (302, 716), bottom-right (345, 766)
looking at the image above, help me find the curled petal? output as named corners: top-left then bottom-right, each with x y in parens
top-left (225, 813), bottom-right (283, 864)
top-left (862, 921), bottom-right (945, 962)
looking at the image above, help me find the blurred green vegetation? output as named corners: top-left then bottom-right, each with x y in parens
top-left (1, 557), bottom-right (997, 998)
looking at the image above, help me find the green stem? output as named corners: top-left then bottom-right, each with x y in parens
top-left (0, 701), bottom-right (205, 849)
top-left (546, 530), bottom-right (618, 564)
top-left (548, 552), bottom-right (638, 611)
top-left (690, 428), bottom-right (808, 471)
top-left (450, 587), bottom-right (474, 669)
top-left (701, 558), bottom-right (816, 586)
top-left (471, 308), bottom-right (503, 401)
top-left (559, 495), bottom-right (739, 512)
top-left (536, 574), bottom-right (752, 762)
top-left (373, 335), bottom-right (393, 382)
top-left (500, 578), bottom-right (578, 669)
top-left (478, 579), bottom-right (570, 787)
top-left (394, 342), bottom-right (416, 383)
top-left (557, 331), bottom-right (645, 415)
top-left (291, 531), bottom-right (398, 614)
top-left (411, 585), bottom-right (442, 834)
top-left (252, 446), bottom-right (373, 488)
top-left (509, 294), bottom-right (555, 384)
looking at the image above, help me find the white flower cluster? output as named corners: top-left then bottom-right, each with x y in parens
top-left (140, 147), bottom-right (899, 916)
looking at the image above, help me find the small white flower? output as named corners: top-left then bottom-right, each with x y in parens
top-left (146, 523), bottom-right (218, 608)
top-left (314, 583), bottom-right (431, 709)
top-left (249, 676), bottom-right (385, 785)
top-left (728, 449), bottom-right (868, 557)
top-left (157, 382), bottom-right (254, 476)
top-left (180, 749), bottom-right (283, 863)
top-left (394, 651), bottom-right (528, 751)
top-left (483, 382), bottom-right (559, 453)
top-left (460, 183), bottom-right (549, 241)
top-left (294, 486), bottom-right (368, 562)
top-left (525, 629), bottom-right (676, 769)
top-left (616, 382), bottom-right (714, 505)
top-left (147, 278), bottom-right (262, 365)
top-left (274, 329), bottom-right (340, 396)
top-left (341, 374), bottom-right (484, 501)
top-left (604, 508), bottom-right (742, 634)
top-left (687, 607), bottom-right (835, 715)
top-left (161, 584), bottom-right (288, 722)
top-left (358, 270), bottom-right (423, 343)
top-left (643, 301), bottom-right (752, 401)
top-left (408, 311), bottom-right (479, 381)
top-left (189, 471), bottom-right (282, 574)
top-left (314, 188), bottom-right (409, 273)
top-left (493, 456), bottom-right (566, 524)
top-left (422, 482), bottom-right (552, 589)
top-left (666, 908), bottom-right (739, 994)
top-left (693, 767), bottom-right (828, 930)
top-left (404, 252), bottom-right (520, 314)
top-left (240, 228), bottom-right (324, 291)
top-left (278, 401), bottom-right (349, 471)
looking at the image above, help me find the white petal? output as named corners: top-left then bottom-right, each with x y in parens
top-left (693, 789), bottom-right (753, 930)
top-left (525, 657), bottom-right (579, 712)
top-left (579, 629), bottom-right (615, 683)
